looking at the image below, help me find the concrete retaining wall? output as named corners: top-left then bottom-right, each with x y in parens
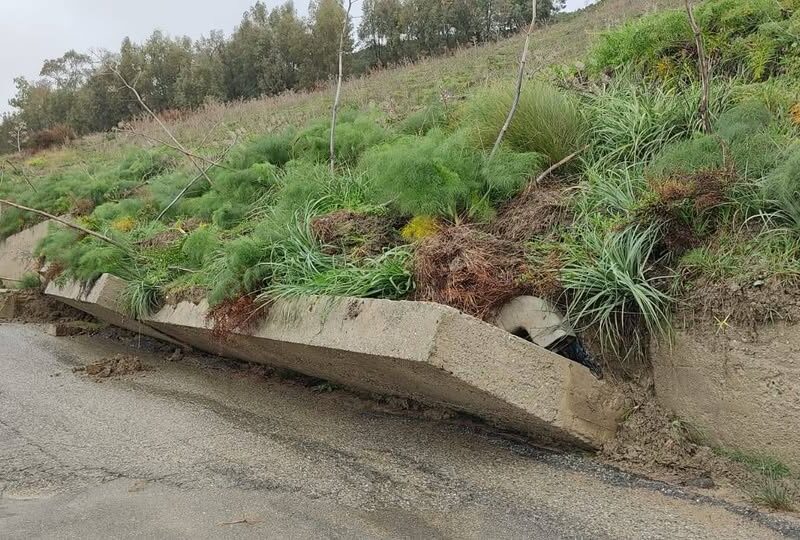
top-left (652, 326), bottom-right (800, 469)
top-left (0, 220), bottom-right (52, 282)
top-left (45, 273), bottom-right (624, 448)
top-left (45, 274), bottom-right (179, 345)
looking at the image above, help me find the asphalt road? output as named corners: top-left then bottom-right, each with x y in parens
top-left (1, 323), bottom-right (798, 539)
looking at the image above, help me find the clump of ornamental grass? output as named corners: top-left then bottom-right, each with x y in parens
top-left (255, 203), bottom-right (413, 303)
top-left (584, 76), bottom-right (731, 168)
top-left (560, 225), bottom-right (673, 359)
top-left (466, 82), bottom-right (585, 164)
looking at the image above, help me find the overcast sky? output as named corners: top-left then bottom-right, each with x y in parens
top-left (0, 0), bottom-right (596, 114)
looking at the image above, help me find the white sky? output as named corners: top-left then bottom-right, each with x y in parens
top-left (0, 0), bottom-right (596, 114)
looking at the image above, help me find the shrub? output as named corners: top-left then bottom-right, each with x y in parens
top-left (590, 10), bottom-right (691, 74)
top-left (398, 102), bottom-right (448, 135)
top-left (650, 100), bottom-right (784, 181)
top-left (226, 130), bottom-right (294, 169)
top-left (466, 82), bottom-right (585, 164)
top-left (182, 226), bottom-right (220, 267)
top-left (648, 136), bottom-right (725, 178)
top-left (361, 129), bottom-right (483, 217)
top-left (16, 273), bottom-right (41, 290)
top-left (272, 161), bottom-right (374, 221)
top-left (93, 199), bottom-right (147, 223)
top-left (292, 111), bottom-right (388, 166)
top-left (481, 150), bottom-right (545, 201)
top-left (206, 225), bottom-right (281, 305)
top-left (591, 0), bottom-right (793, 81)
top-left (211, 163), bottom-right (280, 205)
top-left (29, 124), bottom-right (76, 151)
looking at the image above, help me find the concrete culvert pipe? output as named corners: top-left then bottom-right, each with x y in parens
top-left (494, 296), bottom-right (603, 379)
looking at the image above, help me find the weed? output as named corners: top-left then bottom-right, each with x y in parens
top-left (719, 448), bottom-right (792, 478)
top-left (401, 216), bottom-right (441, 242)
top-left (752, 475), bottom-right (795, 511)
top-left (16, 272), bottom-right (42, 290)
top-left (256, 204), bottom-right (413, 302)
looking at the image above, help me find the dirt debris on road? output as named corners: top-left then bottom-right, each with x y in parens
top-left (74, 354), bottom-right (149, 381)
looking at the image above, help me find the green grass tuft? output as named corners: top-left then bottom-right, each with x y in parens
top-left (561, 225), bottom-right (673, 356)
top-left (466, 82), bottom-right (585, 165)
top-left (16, 272), bottom-right (42, 290)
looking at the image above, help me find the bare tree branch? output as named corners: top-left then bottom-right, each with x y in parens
top-left (489, 0), bottom-right (537, 161)
top-left (4, 160), bottom-right (38, 193)
top-left (0, 199), bottom-right (127, 250)
top-left (156, 135), bottom-right (238, 222)
top-left (330, 0), bottom-right (355, 173)
top-left (522, 145), bottom-right (588, 197)
top-left (105, 64), bottom-right (219, 185)
top-left (120, 123), bottom-right (234, 172)
top-left (685, 0), bottom-right (712, 134)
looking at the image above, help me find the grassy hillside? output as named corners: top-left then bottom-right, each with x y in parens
top-left (6, 0), bottom-right (800, 370)
top-left (3, 0), bottom-right (682, 174)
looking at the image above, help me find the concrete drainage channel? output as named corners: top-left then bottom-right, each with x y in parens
top-left (45, 274), bottom-right (625, 449)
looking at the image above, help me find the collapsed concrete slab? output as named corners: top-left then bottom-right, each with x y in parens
top-left (45, 274), bottom-right (179, 345)
top-left (44, 273), bottom-right (624, 447)
top-left (144, 295), bottom-right (625, 448)
top-left (0, 220), bottom-right (52, 283)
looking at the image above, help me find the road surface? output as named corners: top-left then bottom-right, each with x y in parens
top-left (0, 323), bottom-right (798, 539)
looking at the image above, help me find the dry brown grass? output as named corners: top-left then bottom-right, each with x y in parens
top-left (413, 225), bottom-right (531, 320)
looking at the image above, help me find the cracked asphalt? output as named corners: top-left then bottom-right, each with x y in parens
top-left (1, 322), bottom-right (799, 539)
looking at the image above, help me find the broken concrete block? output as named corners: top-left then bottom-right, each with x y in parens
top-left (45, 274), bottom-right (179, 345)
top-left (46, 321), bottom-right (106, 337)
top-left (0, 220), bottom-right (53, 282)
top-left (0, 289), bottom-right (17, 320)
top-left (144, 295), bottom-right (625, 448)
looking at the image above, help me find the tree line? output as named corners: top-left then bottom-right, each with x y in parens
top-left (0, 0), bottom-right (562, 154)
